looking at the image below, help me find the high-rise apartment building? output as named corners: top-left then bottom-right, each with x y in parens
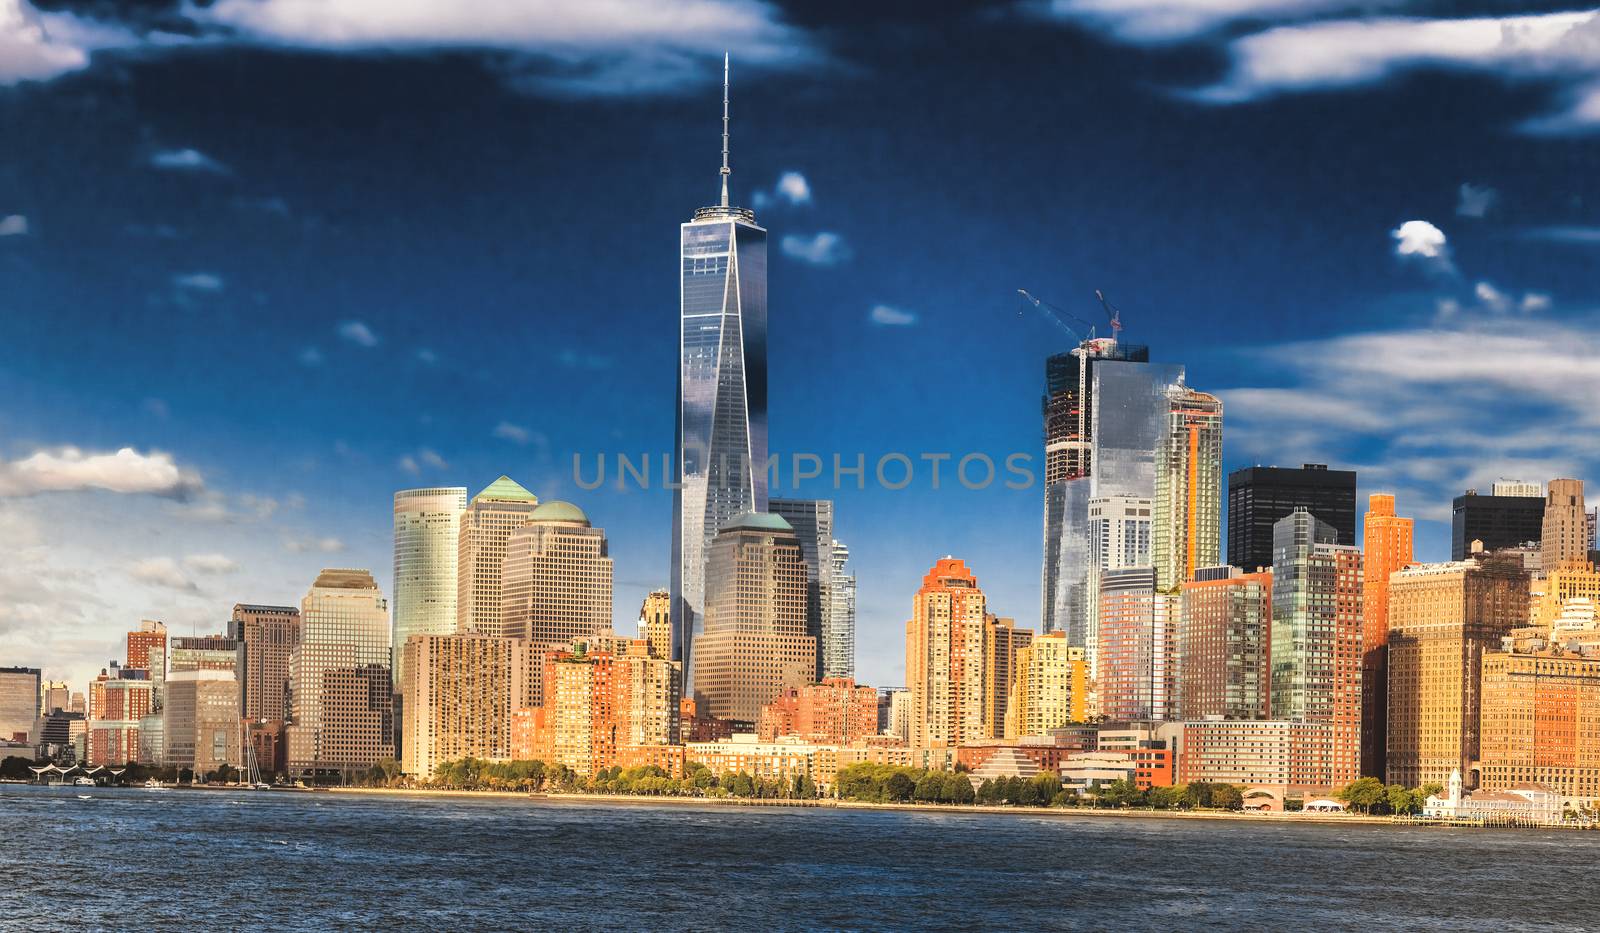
top-left (769, 498), bottom-right (834, 680)
top-left (170, 635), bottom-right (238, 673)
top-left (1269, 510), bottom-right (1363, 785)
top-left (1227, 464), bottom-right (1357, 573)
top-left (1097, 568), bottom-right (1177, 722)
top-left (287, 569), bottom-right (394, 775)
top-left (758, 677), bottom-right (878, 744)
top-left (1152, 386), bottom-right (1222, 591)
top-left (520, 636), bottom-right (680, 777)
top-left (984, 616), bottom-right (1033, 739)
top-left (827, 541), bottom-right (857, 680)
top-left (1004, 632), bottom-right (1087, 737)
top-left (1450, 486), bottom-right (1545, 561)
top-left (611, 638), bottom-right (682, 750)
top-left (40, 680), bottom-right (69, 716)
top-left (1385, 554), bottom-right (1529, 788)
top-left (456, 476), bottom-right (539, 637)
top-left (231, 604), bottom-right (300, 723)
top-left (1361, 493), bottom-right (1413, 779)
top-left (638, 589), bottom-right (672, 660)
top-left (1542, 478), bottom-right (1589, 570)
top-left (500, 500), bottom-right (613, 703)
top-left (392, 486), bottom-right (468, 688)
top-left (1178, 567), bottom-right (1272, 720)
top-left (163, 669), bottom-right (241, 775)
top-left (0, 667), bottom-right (40, 744)
top-left (691, 513), bottom-right (815, 723)
top-left (1479, 648), bottom-right (1600, 800)
top-left (126, 620), bottom-right (167, 672)
top-left (87, 665), bottom-right (152, 764)
top-left (906, 558), bottom-right (990, 748)
top-left (400, 633), bottom-right (519, 778)
top-left (672, 65), bottom-right (769, 694)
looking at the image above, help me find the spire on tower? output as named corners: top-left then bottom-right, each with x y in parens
top-left (720, 52), bottom-right (731, 208)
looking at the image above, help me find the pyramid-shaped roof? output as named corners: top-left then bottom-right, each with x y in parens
top-left (473, 475), bottom-right (538, 504)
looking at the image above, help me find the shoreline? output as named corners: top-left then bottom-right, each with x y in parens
top-left (325, 786), bottom-right (1405, 827)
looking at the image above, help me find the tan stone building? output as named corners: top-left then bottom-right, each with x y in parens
top-left (1005, 632), bottom-right (1087, 738)
top-left (500, 500), bottom-right (613, 702)
top-left (164, 669), bottom-right (241, 775)
top-left (906, 558), bottom-right (989, 749)
top-left (231, 604), bottom-right (300, 723)
top-left (1479, 649), bottom-right (1600, 802)
top-left (400, 633), bottom-right (520, 778)
top-left (287, 569), bottom-right (394, 775)
top-left (1542, 479), bottom-right (1589, 571)
top-left (984, 615), bottom-right (1032, 739)
top-left (1385, 555), bottom-right (1529, 788)
top-left (758, 677), bottom-right (878, 744)
top-left (456, 476), bottom-right (539, 637)
top-left (638, 588), bottom-right (672, 660)
top-left (514, 636), bottom-right (680, 777)
top-left (691, 513), bottom-right (815, 724)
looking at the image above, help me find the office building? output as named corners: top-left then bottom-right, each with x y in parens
top-left (1543, 479), bottom-right (1589, 570)
top-left (672, 67), bottom-right (769, 695)
top-left (1386, 555), bottom-right (1530, 788)
top-left (163, 669), bottom-right (241, 775)
top-left (984, 615), bottom-right (1033, 739)
top-left (1361, 493), bottom-right (1413, 779)
top-left (691, 513), bottom-right (815, 723)
top-left (1170, 719), bottom-right (1339, 794)
top-left (638, 589), bottom-right (672, 660)
top-left (1152, 385), bottom-right (1222, 590)
top-left (0, 667), bottom-right (40, 744)
top-left (456, 476), bottom-right (540, 637)
top-left (520, 637), bottom-right (679, 778)
top-left (400, 633), bottom-right (519, 778)
top-left (827, 541), bottom-right (857, 680)
top-left (1479, 648), bottom-right (1600, 801)
top-left (287, 569), bottom-right (394, 775)
top-left (126, 620), bottom-right (167, 673)
top-left (906, 558), bottom-right (990, 748)
top-left (170, 635), bottom-right (238, 673)
top-left (1178, 567), bottom-right (1272, 720)
top-left (1270, 510), bottom-right (1363, 785)
top-left (1451, 486), bottom-right (1545, 561)
top-left (500, 500), bottom-right (613, 702)
top-left (87, 665), bottom-right (153, 765)
top-left (1227, 464), bottom-right (1357, 573)
top-left (769, 498), bottom-right (834, 680)
top-left (1004, 632), bottom-right (1088, 737)
top-left (231, 604), bottom-right (300, 723)
top-left (40, 680), bottom-right (69, 716)
top-left (758, 677), bottom-right (878, 744)
top-left (392, 486), bottom-right (468, 688)
top-left (1097, 568), bottom-right (1177, 722)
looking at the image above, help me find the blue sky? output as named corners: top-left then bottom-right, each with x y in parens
top-left (3, 0), bottom-right (1600, 692)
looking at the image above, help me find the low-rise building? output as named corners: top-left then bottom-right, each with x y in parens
top-left (1424, 769), bottom-right (1563, 824)
top-left (685, 733), bottom-right (835, 789)
top-left (1168, 719), bottom-right (1337, 795)
top-left (1060, 752), bottom-right (1138, 796)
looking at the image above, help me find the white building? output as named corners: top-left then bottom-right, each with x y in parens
top-left (392, 487), bottom-right (467, 687)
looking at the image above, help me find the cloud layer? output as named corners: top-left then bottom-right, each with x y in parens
top-left (0, 446), bottom-right (201, 498)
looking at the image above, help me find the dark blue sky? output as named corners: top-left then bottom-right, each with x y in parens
top-left (3, 0), bottom-right (1599, 689)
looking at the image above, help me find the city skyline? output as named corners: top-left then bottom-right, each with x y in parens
top-left (5, 1), bottom-right (1600, 694)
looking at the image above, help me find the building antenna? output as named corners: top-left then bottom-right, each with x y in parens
top-left (720, 52), bottom-right (731, 208)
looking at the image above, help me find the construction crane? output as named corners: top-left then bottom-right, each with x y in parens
top-left (1094, 289), bottom-right (1124, 339)
top-left (1016, 289), bottom-right (1099, 343)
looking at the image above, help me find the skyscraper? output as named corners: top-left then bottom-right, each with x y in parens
top-left (1178, 567), bottom-right (1272, 720)
top-left (392, 486), bottom-right (467, 688)
top-left (1386, 555), bottom-right (1529, 788)
top-left (231, 604), bottom-right (300, 724)
top-left (1542, 478), bottom-right (1589, 570)
top-left (0, 667), bottom-right (40, 744)
top-left (1004, 632), bottom-right (1088, 737)
top-left (126, 620), bottom-right (167, 673)
top-left (1227, 464), bottom-right (1358, 573)
top-left (1270, 510), bottom-right (1363, 786)
top-left (287, 569), bottom-right (394, 776)
top-left (1361, 493), bottom-right (1413, 779)
top-left (673, 59), bottom-right (768, 695)
top-left (1152, 386), bottom-right (1223, 591)
top-left (638, 589), bottom-right (672, 660)
top-left (1097, 568), bottom-right (1177, 722)
top-left (984, 615), bottom-right (1033, 739)
top-left (1450, 485), bottom-right (1545, 560)
top-left (456, 476), bottom-right (539, 636)
top-left (400, 633), bottom-right (518, 778)
top-left (906, 558), bottom-right (989, 748)
top-left (691, 512), bottom-right (814, 724)
top-left (500, 500), bottom-right (613, 702)
top-left (827, 540), bottom-right (857, 680)
top-left (769, 498), bottom-right (833, 680)
top-left (164, 669), bottom-right (241, 776)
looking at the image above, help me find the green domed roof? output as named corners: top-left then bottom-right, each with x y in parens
top-left (720, 511), bottom-right (793, 534)
top-left (530, 500), bottom-right (590, 525)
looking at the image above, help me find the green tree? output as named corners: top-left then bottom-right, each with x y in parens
top-left (885, 771), bottom-right (915, 802)
top-left (1336, 777), bottom-right (1387, 814)
top-left (1210, 785), bottom-right (1244, 810)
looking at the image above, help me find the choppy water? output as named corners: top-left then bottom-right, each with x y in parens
top-left (3, 784), bottom-right (1597, 930)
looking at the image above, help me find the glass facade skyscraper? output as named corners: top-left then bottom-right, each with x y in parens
top-left (672, 70), bottom-right (768, 695)
top-left (392, 486), bottom-right (467, 689)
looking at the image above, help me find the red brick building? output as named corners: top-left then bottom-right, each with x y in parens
top-left (757, 677), bottom-right (878, 744)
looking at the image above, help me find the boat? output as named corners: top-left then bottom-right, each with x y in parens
top-left (244, 734), bottom-right (270, 790)
top-left (143, 778), bottom-right (167, 790)
top-left (76, 794), bottom-right (92, 800)
top-left (73, 776), bottom-right (95, 787)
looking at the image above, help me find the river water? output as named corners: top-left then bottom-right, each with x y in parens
top-left (2, 784), bottom-right (1594, 930)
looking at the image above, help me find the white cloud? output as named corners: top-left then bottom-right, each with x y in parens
top-left (1391, 219), bottom-right (1453, 275)
top-left (284, 535), bottom-right (344, 554)
top-left (776, 171), bottom-right (811, 205)
top-left (415, 348), bottom-right (438, 365)
top-left (150, 147), bottom-right (230, 174)
top-left (1474, 280), bottom-right (1510, 313)
top-left (173, 271), bottom-right (224, 292)
top-left (129, 557), bottom-right (198, 592)
top-left (0, 214), bottom-right (27, 236)
top-left (338, 320), bottom-right (378, 347)
top-left (1520, 292), bottom-right (1553, 313)
top-left (141, 397), bottom-right (170, 419)
top-left (1038, 0), bottom-right (1391, 43)
top-left (419, 448), bottom-right (448, 470)
top-left (780, 231), bottom-right (851, 266)
top-left (398, 455), bottom-right (419, 476)
top-left (1456, 182), bottom-right (1497, 218)
top-left (0, 446), bottom-right (202, 499)
top-left (869, 304), bottom-right (919, 327)
top-left (183, 553), bottom-right (240, 574)
top-left (1521, 226), bottom-right (1600, 245)
top-left (298, 346), bottom-right (324, 366)
top-left (0, 0), bottom-right (105, 85)
top-left (494, 421), bottom-right (532, 444)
